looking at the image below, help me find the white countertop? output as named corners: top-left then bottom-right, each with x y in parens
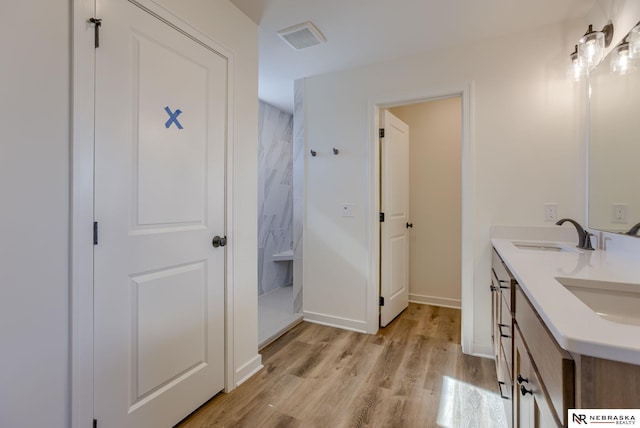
top-left (492, 238), bottom-right (640, 365)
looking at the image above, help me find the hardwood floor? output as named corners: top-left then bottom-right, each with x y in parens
top-left (177, 304), bottom-right (506, 428)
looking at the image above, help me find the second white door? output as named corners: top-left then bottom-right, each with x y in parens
top-left (380, 110), bottom-right (410, 327)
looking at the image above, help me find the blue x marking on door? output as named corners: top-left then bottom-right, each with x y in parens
top-left (164, 106), bottom-right (184, 129)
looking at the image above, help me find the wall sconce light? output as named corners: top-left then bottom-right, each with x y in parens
top-left (610, 37), bottom-right (637, 75)
top-left (568, 45), bottom-right (588, 81)
top-left (577, 23), bottom-right (614, 71)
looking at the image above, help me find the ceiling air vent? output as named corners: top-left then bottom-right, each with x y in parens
top-left (277, 21), bottom-right (326, 50)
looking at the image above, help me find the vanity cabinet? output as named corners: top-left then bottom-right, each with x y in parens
top-left (492, 241), bottom-right (640, 427)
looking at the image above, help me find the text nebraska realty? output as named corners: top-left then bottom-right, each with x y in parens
top-left (579, 414), bottom-right (636, 424)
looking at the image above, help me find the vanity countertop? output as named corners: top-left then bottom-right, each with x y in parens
top-left (492, 238), bottom-right (640, 365)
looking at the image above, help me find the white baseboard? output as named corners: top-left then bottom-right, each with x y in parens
top-left (235, 354), bottom-right (263, 387)
top-left (409, 293), bottom-right (461, 309)
top-left (303, 311), bottom-right (368, 333)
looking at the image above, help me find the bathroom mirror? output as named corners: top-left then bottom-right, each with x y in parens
top-left (588, 24), bottom-right (640, 235)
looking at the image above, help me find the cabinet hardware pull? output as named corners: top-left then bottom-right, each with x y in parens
top-left (520, 384), bottom-right (533, 396)
top-left (517, 374), bottom-right (529, 384)
top-left (498, 323), bottom-right (511, 338)
top-left (497, 381), bottom-right (510, 400)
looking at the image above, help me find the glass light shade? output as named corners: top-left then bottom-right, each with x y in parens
top-left (578, 30), bottom-right (605, 70)
top-left (629, 24), bottom-right (640, 59)
top-left (568, 53), bottom-right (587, 81)
top-left (611, 43), bottom-right (637, 74)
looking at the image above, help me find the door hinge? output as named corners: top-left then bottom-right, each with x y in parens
top-left (379, 128), bottom-right (385, 138)
top-left (89, 18), bottom-right (102, 48)
top-left (379, 212), bottom-right (385, 222)
top-left (379, 296), bottom-right (385, 306)
top-left (93, 222), bottom-right (99, 245)
top-left (93, 419), bottom-right (97, 428)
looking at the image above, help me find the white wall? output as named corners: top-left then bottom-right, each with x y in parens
top-left (0, 2), bottom-right (71, 427)
top-left (0, 1), bottom-right (258, 427)
top-left (390, 98), bottom-right (462, 308)
top-left (301, 20), bottom-right (587, 352)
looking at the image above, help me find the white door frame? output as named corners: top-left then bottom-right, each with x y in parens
top-left (366, 84), bottom-right (475, 355)
top-left (71, 1), bottom-right (236, 426)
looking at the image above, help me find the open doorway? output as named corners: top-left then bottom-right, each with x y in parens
top-left (388, 97), bottom-right (462, 309)
top-left (371, 88), bottom-right (472, 354)
top-left (257, 101), bottom-right (303, 348)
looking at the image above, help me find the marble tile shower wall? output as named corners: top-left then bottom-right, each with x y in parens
top-left (258, 101), bottom-right (293, 296)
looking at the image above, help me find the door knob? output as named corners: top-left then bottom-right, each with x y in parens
top-left (406, 222), bottom-right (414, 229)
top-left (212, 236), bottom-right (227, 248)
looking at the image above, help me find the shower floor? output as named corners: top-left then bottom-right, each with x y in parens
top-left (258, 284), bottom-right (302, 349)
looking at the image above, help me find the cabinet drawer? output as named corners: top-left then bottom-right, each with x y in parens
top-left (515, 286), bottom-right (574, 426)
top-left (492, 249), bottom-right (515, 312)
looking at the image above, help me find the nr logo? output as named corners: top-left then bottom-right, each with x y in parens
top-left (573, 413), bottom-right (588, 424)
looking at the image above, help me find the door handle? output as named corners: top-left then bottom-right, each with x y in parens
top-left (406, 222), bottom-right (413, 229)
top-left (212, 236), bottom-right (227, 248)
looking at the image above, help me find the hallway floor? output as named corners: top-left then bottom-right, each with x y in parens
top-left (178, 304), bottom-right (507, 427)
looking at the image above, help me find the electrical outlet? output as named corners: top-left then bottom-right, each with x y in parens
top-left (544, 203), bottom-right (558, 222)
top-left (341, 203), bottom-right (355, 217)
top-left (612, 203), bottom-right (628, 224)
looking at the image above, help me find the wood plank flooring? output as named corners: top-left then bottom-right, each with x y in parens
top-left (177, 304), bottom-right (506, 428)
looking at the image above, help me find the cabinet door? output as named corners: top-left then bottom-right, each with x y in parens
top-left (514, 327), bottom-right (561, 428)
top-left (514, 327), bottom-right (532, 428)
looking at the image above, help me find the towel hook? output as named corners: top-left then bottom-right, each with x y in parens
top-left (333, 147), bottom-right (339, 155)
top-left (310, 149), bottom-right (317, 157)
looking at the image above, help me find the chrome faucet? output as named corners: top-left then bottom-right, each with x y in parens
top-left (625, 222), bottom-right (640, 236)
top-left (555, 218), bottom-right (594, 250)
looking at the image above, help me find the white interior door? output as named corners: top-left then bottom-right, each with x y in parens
top-left (93, 1), bottom-right (227, 426)
top-left (380, 110), bottom-right (410, 327)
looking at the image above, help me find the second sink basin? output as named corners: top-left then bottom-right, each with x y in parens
top-left (555, 276), bottom-right (640, 326)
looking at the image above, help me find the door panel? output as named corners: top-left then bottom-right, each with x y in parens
top-left (94, 1), bottom-right (227, 426)
top-left (136, 33), bottom-right (209, 226)
top-left (380, 110), bottom-right (410, 327)
top-left (133, 262), bottom-right (206, 399)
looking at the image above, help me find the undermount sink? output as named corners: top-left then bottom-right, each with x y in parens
top-left (555, 277), bottom-right (640, 326)
top-left (512, 241), bottom-right (580, 253)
